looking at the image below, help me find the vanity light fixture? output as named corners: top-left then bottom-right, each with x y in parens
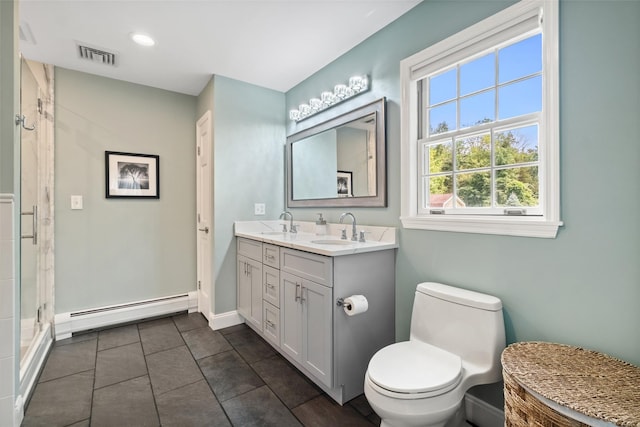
top-left (130, 32), bottom-right (155, 47)
top-left (289, 75), bottom-right (369, 122)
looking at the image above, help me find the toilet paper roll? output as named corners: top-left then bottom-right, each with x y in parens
top-left (343, 295), bottom-right (368, 316)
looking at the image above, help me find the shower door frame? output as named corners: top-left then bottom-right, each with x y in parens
top-left (18, 57), bottom-right (55, 404)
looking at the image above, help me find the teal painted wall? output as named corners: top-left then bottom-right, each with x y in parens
top-left (286, 0), bottom-right (640, 405)
top-left (54, 68), bottom-right (198, 312)
top-left (209, 75), bottom-right (285, 313)
top-left (0, 0), bottom-right (18, 194)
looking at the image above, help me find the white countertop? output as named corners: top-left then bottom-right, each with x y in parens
top-left (234, 220), bottom-right (398, 257)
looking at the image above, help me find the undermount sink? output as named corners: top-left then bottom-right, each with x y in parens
top-left (310, 239), bottom-right (354, 246)
top-left (261, 231), bottom-right (286, 235)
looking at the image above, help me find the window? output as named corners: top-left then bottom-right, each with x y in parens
top-left (400, 0), bottom-right (561, 238)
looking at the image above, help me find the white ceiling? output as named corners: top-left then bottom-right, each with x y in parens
top-left (18, 0), bottom-right (421, 96)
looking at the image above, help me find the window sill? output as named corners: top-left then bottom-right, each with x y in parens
top-left (400, 215), bottom-right (563, 238)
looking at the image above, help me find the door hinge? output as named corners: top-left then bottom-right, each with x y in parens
top-left (198, 280), bottom-right (201, 290)
top-left (197, 146), bottom-right (201, 156)
top-left (37, 98), bottom-right (43, 114)
top-left (37, 306), bottom-right (42, 323)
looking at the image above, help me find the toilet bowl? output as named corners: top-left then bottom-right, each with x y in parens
top-left (364, 282), bottom-right (505, 427)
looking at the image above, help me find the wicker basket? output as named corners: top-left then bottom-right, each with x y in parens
top-left (503, 367), bottom-right (588, 427)
top-left (502, 342), bottom-right (640, 427)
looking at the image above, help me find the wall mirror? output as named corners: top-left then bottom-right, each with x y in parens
top-left (286, 98), bottom-right (386, 207)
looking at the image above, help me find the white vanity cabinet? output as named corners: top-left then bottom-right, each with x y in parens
top-left (235, 231), bottom-right (396, 405)
top-left (237, 238), bottom-right (263, 331)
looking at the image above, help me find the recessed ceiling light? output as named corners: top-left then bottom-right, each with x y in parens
top-left (130, 33), bottom-right (155, 47)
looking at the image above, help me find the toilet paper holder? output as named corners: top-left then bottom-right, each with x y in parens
top-left (336, 298), bottom-right (352, 310)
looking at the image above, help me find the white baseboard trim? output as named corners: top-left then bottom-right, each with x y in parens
top-left (209, 310), bottom-right (243, 331)
top-left (188, 293), bottom-right (199, 313)
top-left (465, 393), bottom-right (504, 427)
top-left (54, 292), bottom-right (198, 340)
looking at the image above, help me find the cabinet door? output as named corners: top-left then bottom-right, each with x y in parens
top-left (247, 257), bottom-right (263, 330)
top-left (280, 271), bottom-right (302, 362)
top-left (302, 279), bottom-right (333, 387)
top-left (237, 255), bottom-right (251, 321)
top-left (263, 265), bottom-right (280, 308)
top-left (263, 243), bottom-right (279, 268)
top-left (263, 302), bottom-right (280, 347)
top-left (237, 255), bottom-right (263, 330)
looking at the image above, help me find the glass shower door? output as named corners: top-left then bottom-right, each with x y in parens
top-left (19, 58), bottom-right (42, 363)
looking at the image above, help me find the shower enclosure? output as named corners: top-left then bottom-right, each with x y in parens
top-left (19, 57), bottom-right (54, 400)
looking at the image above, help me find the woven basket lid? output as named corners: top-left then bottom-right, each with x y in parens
top-left (502, 342), bottom-right (640, 427)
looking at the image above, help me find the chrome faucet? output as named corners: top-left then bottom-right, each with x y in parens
top-left (279, 211), bottom-right (296, 233)
top-left (339, 212), bottom-right (358, 241)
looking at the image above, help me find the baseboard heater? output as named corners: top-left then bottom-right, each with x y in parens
top-left (55, 292), bottom-right (198, 340)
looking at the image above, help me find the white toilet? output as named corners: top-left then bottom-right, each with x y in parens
top-left (364, 282), bottom-right (505, 427)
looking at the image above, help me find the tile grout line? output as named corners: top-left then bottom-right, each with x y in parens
top-left (89, 333), bottom-right (98, 426)
top-left (177, 317), bottom-right (235, 426)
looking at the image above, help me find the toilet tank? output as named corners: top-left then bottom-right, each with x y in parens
top-left (410, 282), bottom-right (505, 383)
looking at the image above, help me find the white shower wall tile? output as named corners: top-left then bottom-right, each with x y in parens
top-left (0, 195), bottom-right (15, 423)
top-left (0, 239), bottom-right (14, 282)
top-left (0, 319), bottom-right (13, 359)
top-left (0, 280), bottom-right (12, 319)
top-left (0, 196), bottom-right (14, 241)
top-left (0, 356), bottom-right (12, 398)
top-left (0, 395), bottom-right (13, 426)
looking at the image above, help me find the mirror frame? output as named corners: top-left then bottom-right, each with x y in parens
top-left (286, 97), bottom-right (386, 208)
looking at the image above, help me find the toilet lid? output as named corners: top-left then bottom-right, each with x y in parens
top-left (368, 341), bottom-right (462, 395)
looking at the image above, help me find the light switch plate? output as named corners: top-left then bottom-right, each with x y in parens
top-left (254, 203), bottom-right (266, 215)
top-left (71, 195), bottom-right (83, 210)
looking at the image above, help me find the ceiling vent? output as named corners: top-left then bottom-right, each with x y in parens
top-left (77, 43), bottom-right (117, 66)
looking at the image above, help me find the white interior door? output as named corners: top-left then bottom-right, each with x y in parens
top-left (196, 111), bottom-right (213, 319)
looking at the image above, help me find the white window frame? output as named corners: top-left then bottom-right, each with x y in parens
top-left (400, 0), bottom-right (562, 238)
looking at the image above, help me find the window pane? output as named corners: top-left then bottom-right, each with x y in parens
top-left (456, 171), bottom-right (491, 207)
top-left (460, 90), bottom-right (495, 128)
top-left (496, 166), bottom-right (539, 207)
top-left (429, 141), bottom-right (453, 173)
top-left (498, 75), bottom-right (542, 120)
top-left (460, 53), bottom-right (494, 96)
top-left (499, 34), bottom-right (542, 84)
top-left (429, 101), bottom-right (456, 135)
top-left (429, 68), bottom-right (456, 105)
top-left (456, 133), bottom-right (491, 170)
top-left (428, 175), bottom-right (453, 208)
top-left (495, 125), bottom-right (538, 166)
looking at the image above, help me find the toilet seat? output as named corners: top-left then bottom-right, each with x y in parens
top-left (367, 341), bottom-right (462, 399)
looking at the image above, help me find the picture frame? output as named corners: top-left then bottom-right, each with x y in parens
top-left (105, 151), bottom-right (160, 199)
top-left (337, 170), bottom-right (352, 197)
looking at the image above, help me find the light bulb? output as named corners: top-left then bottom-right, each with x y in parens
top-left (130, 33), bottom-right (155, 46)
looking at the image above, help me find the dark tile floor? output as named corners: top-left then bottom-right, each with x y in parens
top-left (22, 313), bottom-right (380, 427)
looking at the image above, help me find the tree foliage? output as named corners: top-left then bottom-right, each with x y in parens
top-left (428, 121), bottom-right (539, 208)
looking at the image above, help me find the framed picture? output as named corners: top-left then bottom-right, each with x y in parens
top-left (337, 170), bottom-right (352, 197)
top-left (105, 151), bottom-right (159, 198)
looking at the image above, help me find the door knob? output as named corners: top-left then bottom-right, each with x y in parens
top-left (198, 227), bottom-right (209, 233)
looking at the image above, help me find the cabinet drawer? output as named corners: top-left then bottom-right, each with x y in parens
top-left (263, 243), bottom-right (280, 268)
top-left (263, 265), bottom-right (280, 308)
top-left (280, 248), bottom-right (333, 287)
top-left (237, 237), bottom-right (262, 261)
top-left (263, 302), bottom-right (280, 347)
